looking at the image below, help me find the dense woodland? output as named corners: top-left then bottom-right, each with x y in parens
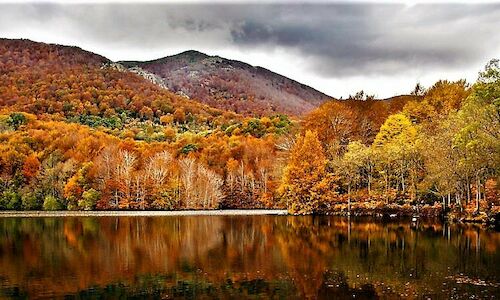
top-left (0, 39), bottom-right (498, 220)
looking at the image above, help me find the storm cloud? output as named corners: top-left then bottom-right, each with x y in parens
top-left (0, 2), bottom-right (499, 97)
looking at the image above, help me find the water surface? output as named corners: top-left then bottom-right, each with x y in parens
top-left (0, 216), bottom-right (499, 299)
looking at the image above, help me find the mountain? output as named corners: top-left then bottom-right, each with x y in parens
top-left (0, 39), bottom-right (238, 128)
top-left (121, 50), bottom-right (333, 116)
top-left (0, 38), bottom-right (294, 211)
top-left (0, 38), bottom-right (415, 139)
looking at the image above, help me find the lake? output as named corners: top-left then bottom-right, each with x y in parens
top-left (0, 215), bottom-right (499, 299)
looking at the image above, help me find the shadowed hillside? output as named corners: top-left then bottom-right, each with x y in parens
top-left (121, 50), bottom-right (333, 116)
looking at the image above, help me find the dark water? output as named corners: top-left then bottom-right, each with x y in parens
top-left (0, 216), bottom-right (499, 299)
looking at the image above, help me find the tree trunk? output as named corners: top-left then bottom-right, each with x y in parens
top-left (347, 184), bottom-right (351, 216)
top-left (367, 173), bottom-right (371, 197)
top-left (466, 174), bottom-right (471, 205)
top-left (475, 174), bottom-right (481, 213)
top-left (401, 167), bottom-right (405, 194)
top-left (385, 174), bottom-right (389, 204)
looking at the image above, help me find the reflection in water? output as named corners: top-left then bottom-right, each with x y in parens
top-left (0, 216), bottom-right (499, 299)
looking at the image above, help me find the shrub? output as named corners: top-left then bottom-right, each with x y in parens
top-left (43, 195), bottom-right (63, 211)
top-left (78, 189), bottom-right (100, 210)
top-left (8, 112), bottom-right (27, 130)
top-left (21, 192), bottom-right (42, 210)
top-left (0, 191), bottom-right (21, 210)
top-left (181, 143), bottom-right (198, 154)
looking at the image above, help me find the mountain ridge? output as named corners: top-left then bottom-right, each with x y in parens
top-left (1, 38), bottom-right (415, 120)
top-left (120, 50), bottom-right (334, 116)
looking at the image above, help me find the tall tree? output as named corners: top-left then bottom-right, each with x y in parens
top-left (373, 113), bottom-right (419, 202)
top-left (280, 130), bottom-right (336, 214)
top-left (454, 59), bottom-right (500, 212)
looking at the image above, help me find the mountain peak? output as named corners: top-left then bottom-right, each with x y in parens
top-left (174, 50), bottom-right (210, 59)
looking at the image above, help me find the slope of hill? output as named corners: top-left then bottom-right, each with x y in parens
top-left (0, 38), bottom-right (293, 210)
top-left (0, 38), bottom-right (415, 143)
top-left (121, 50), bottom-right (333, 116)
top-left (0, 39), bottom-right (239, 130)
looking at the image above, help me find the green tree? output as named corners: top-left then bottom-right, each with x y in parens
top-left (341, 141), bottom-right (372, 213)
top-left (7, 112), bottom-right (27, 130)
top-left (0, 191), bottom-right (21, 210)
top-left (43, 195), bottom-right (63, 211)
top-left (79, 188), bottom-right (100, 210)
top-left (420, 116), bottom-right (461, 209)
top-left (21, 191), bottom-right (43, 210)
top-left (454, 59), bottom-right (500, 212)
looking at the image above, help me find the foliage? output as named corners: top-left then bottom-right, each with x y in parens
top-left (79, 189), bottom-right (100, 210)
top-left (42, 195), bottom-right (63, 211)
top-left (280, 130), bottom-right (338, 214)
top-left (0, 191), bottom-right (21, 210)
top-left (21, 192), bottom-right (42, 210)
top-left (0, 39), bottom-right (497, 215)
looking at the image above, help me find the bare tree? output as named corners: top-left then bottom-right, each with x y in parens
top-left (146, 151), bottom-right (173, 188)
top-left (275, 134), bottom-right (296, 152)
top-left (198, 165), bottom-right (223, 208)
top-left (179, 157), bottom-right (196, 207)
top-left (133, 170), bottom-right (148, 210)
top-left (116, 150), bottom-right (136, 208)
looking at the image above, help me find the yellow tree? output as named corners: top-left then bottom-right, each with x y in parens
top-left (453, 59), bottom-right (500, 212)
top-left (342, 141), bottom-right (372, 212)
top-left (280, 130), bottom-right (336, 214)
top-left (373, 113), bottom-right (419, 202)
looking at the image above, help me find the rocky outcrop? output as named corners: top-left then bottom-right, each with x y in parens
top-left (102, 62), bottom-right (169, 90)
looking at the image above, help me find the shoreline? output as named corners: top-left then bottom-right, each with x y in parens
top-left (0, 209), bottom-right (289, 218)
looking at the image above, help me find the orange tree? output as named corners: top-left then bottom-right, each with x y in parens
top-left (279, 130), bottom-right (338, 214)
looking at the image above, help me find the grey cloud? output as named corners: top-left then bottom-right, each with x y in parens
top-left (0, 3), bottom-right (499, 77)
top-left (228, 4), bottom-right (500, 76)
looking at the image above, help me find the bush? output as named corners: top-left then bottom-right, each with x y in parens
top-left (43, 195), bottom-right (63, 211)
top-left (78, 189), bottom-right (100, 210)
top-left (151, 190), bottom-right (177, 210)
top-left (242, 119), bottom-right (266, 138)
top-left (0, 191), bottom-right (21, 210)
top-left (0, 193), bottom-right (7, 209)
top-left (181, 143), bottom-right (198, 154)
top-left (8, 112), bottom-right (27, 130)
top-left (21, 192), bottom-right (43, 210)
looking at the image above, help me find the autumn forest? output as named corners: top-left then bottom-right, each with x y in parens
top-left (0, 39), bottom-right (498, 222)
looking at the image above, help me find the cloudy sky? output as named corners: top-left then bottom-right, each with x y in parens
top-left (1, 1), bottom-right (499, 98)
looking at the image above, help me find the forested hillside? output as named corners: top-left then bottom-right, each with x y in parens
top-left (0, 39), bottom-right (236, 127)
top-left (0, 39), bottom-right (293, 210)
top-left (0, 39), bottom-right (498, 222)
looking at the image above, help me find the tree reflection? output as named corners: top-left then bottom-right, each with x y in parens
top-left (0, 216), bottom-right (499, 298)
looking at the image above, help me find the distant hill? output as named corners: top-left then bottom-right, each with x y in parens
top-left (0, 39), bottom-right (237, 127)
top-left (121, 50), bottom-right (333, 116)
